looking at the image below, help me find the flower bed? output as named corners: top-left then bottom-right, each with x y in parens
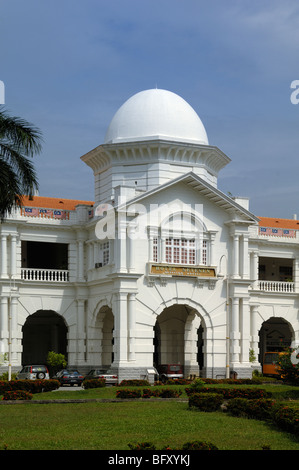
top-left (116, 388), bottom-right (142, 399)
top-left (2, 390), bottom-right (33, 401)
top-left (118, 380), bottom-right (150, 387)
top-left (116, 388), bottom-right (182, 399)
top-left (0, 379), bottom-right (59, 394)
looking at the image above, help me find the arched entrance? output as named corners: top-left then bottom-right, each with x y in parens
top-left (22, 310), bottom-right (67, 365)
top-left (259, 317), bottom-right (293, 364)
top-left (154, 304), bottom-right (203, 377)
top-left (95, 306), bottom-right (114, 368)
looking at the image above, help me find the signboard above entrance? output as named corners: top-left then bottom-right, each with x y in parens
top-left (150, 264), bottom-right (216, 278)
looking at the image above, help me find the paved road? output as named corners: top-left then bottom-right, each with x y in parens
top-left (54, 385), bottom-right (84, 391)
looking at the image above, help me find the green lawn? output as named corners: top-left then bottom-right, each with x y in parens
top-left (0, 383), bottom-right (298, 450)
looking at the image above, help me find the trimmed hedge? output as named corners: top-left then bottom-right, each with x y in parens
top-left (226, 397), bottom-right (299, 436)
top-left (82, 378), bottom-right (106, 389)
top-left (271, 403), bottom-right (299, 436)
top-left (0, 379), bottom-right (59, 394)
top-left (188, 393), bottom-right (223, 412)
top-left (128, 440), bottom-right (218, 450)
top-left (118, 380), bottom-right (150, 387)
top-left (116, 388), bottom-right (182, 399)
top-left (2, 390), bottom-right (33, 401)
top-left (116, 388), bottom-right (142, 399)
top-left (226, 398), bottom-right (276, 420)
top-left (185, 387), bottom-right (271, 400)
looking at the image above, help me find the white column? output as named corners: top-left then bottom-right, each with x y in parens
top-left (118, 220), bottom-right (127, 272)
top-left (1, 234), bottom-right (8, 278)
top-left (77, 240), bottom-right (84, 281)
top-left (0, 297), bottom-right (8, 355)
top-left (240, 298), bottom-right (250, 363)
top-left (232, 234), bottom-right (240, 278)
top-left (250, 304), bottom-right (259, 364)
top-left (113, 293), bottom-right (128, 365)
top-left (128, 293), bottom-right (136, 362)
top-left (76, 299), bottom-right (86, 364)
top-left (127, 225), bottom-right (136, 273)
top-left (231, 297), bottom-right (240, 364)
top-left (10, 234), bottom-right (17, 277)
top-left (242, 234), bottom-right (249, 279)
top-left (11, 296), bottom-right (18, 363)
top-left (209, 232), bottom-right (216, 266)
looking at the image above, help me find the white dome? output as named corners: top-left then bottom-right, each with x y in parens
top-left (104, 89), bottom-right (209, 145)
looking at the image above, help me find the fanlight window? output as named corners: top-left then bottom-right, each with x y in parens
top-left (150, 211), bottom-right (210, 266)
top-left (152, 237), bottom-right (208, 265)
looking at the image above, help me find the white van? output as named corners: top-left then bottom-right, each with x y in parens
top-left (16, 365), bottom-right (50, 380)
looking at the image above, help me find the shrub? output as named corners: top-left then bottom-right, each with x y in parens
top-left (275, 348), bottom-right (299, 385)
top-left (226, 398), bottom-right (276, 420)
top-left (181, 440), bottom-right (218, 450)
top-left (118, 380), bottom-right (150, 387)
top-left (271, 403), bottom-right (299, 435)
top-left (127, 440), bottom-right (218, 450)
top-left (2, 390), bottom-right (33, 401)
top-left (188, 393), bottom-right (223, 412)
top-left (186, 378), bottom-right (205, 393)
top-left (0, 379), bottom-right (59, 395)
top-left (47, 351), bottom-right (67, 376)
top-left (142, 388), bottom-right (159, 398)
top-left (163, 379), bottom-right (191, 385)
top-left (0, 372), bottom-right (17, 381)
top-left (185, 386), bottom-right (271, 400)
top-left (157, 388), bottom-right (182, 398)
top-left (82, 378), bottom-right (105, 389)
top-left (116, 388), bottom-right (142, 399)
top-left (128, 442), bottom-right (156, 450)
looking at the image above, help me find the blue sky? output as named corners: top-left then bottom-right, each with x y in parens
top-left (1, 0), bottom-right (299, 218)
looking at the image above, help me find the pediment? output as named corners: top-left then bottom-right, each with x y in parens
top-left (116, 171), bottom-right (259, 224)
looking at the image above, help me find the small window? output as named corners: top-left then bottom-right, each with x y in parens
top-left (101, 241), bottom-right (110, 266)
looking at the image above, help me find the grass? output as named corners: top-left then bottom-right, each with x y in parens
top-left (0, 383), bottom-right (298, 450)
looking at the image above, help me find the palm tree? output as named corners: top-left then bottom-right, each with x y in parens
top-left (0, 106), bottom-right (43, 220)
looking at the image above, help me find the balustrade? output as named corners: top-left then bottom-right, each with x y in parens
top-left (21, 268), bottom-right (69, 282)
top-left (258, 280), bottom-right (295, 293)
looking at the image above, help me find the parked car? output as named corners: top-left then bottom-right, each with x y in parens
top-left (83, 369), bottom-right (118, 385)
top-left (157, 364), bottom-right (183, 383)
top-left (52, 369), bottom-right (84, 386)
top-left (16, 365), bottom-right (50, 380)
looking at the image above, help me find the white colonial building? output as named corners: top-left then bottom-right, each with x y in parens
top-left (1, 88), bottom-right (298, 381)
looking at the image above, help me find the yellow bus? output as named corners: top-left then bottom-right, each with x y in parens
top-left (262, 351), bottom-right (286, 377)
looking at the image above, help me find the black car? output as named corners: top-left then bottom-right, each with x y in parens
top-left (53, 369), bottom-right (84, 386)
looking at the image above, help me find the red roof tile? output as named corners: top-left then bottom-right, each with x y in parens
top-left (21, 195), bottom-right (94, 211)
top-left (259, 217), bottom-right (299, 230)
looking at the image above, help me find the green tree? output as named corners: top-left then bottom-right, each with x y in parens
top-left (47, 351), bottom-right (67, 376)
top-left (0, 106), bottom-right (42, 220)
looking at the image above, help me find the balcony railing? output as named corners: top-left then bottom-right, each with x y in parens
top-left (257, 280), bottom-right (295, 293)
top-left (21, 268), bottom-right (69, 282)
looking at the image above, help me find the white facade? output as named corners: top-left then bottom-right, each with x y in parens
top-left (1, 88), bottom-right (298, 381)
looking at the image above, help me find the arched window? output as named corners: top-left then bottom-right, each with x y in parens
top-left (149, 211), bottom-right (211, 266)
